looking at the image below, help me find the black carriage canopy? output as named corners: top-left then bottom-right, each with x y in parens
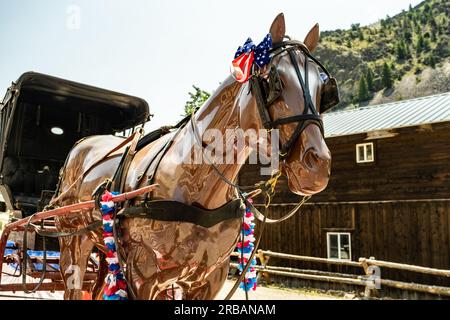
top-left (0, 72), bottom-right (150, 213)
top-left (1, 72), bottom-right (150, 159)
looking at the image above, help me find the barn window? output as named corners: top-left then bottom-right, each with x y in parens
top-left (327, 233), bottom-right (352, 260)
top-left (356, 142), bottom-right (374, 163)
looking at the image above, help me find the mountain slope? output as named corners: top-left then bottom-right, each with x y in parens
top-left (316, 0), bottom-right (450, 110)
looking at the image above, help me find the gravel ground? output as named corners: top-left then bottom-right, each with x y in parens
top-left (217, 280), bottom-right (346, 300)
top-left (0, 265), bottom-right (346, 300)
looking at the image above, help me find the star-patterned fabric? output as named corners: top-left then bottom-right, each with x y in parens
top-left (234, 34), bottom-right (273, 68)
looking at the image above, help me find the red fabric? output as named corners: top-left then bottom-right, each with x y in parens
top-left (101, 191), bottom-right (113, 202)
top-left (232, 52), bottom-right (254, 83)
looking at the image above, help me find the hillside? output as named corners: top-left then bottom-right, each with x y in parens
top-left (316, 0), bottom-right (450, 110)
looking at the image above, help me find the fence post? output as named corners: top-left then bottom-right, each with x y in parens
top-left (360, 257), bottom-right (380, 299)
top-left (257, 250), bottom-right (271, 284)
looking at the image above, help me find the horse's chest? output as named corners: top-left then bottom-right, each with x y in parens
top-left (121, 218), bottom-right (241, 270)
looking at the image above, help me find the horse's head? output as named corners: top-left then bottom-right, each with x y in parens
top-left (240, 13), bottom-right (339, 196)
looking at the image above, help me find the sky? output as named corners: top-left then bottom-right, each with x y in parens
top-left (0, 0), bottom-right (423, 131)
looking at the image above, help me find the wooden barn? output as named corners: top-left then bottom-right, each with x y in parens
top-left (239, 92), bottom-right (450, 298)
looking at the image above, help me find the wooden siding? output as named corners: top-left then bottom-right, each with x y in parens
top-left (239, 122), bottom-right (450, 297)
top-left (256, 200), bottom-right (450, 297)
top-left (239, 122), bottom-right (450, 204)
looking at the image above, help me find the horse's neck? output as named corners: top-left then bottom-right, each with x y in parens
top-left (155, 78), bottom-right (249, 209)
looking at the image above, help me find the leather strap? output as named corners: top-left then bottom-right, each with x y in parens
top-left (113, 130), bottom-right (143, 193)
top-left (271, 114), bottom-right (323, 133)
top-left (248, 196), bottom-right (310, 224)
top-left (249, 76), bottom-right (273, 130)
top-left (50, 132), bottom-right (138, 207)
top-left (119, 199), bottom-right (245, 229)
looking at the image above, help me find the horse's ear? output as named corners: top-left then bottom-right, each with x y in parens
top-left (269, 13), bottom-right (286, 44)
top-left (304, 23), bottom-right (320, 53)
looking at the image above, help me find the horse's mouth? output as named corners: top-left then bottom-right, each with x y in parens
top-left (281, 161), bottom-right (329, 196)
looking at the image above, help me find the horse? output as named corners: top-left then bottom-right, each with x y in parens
top-left (52, 13), bottom-right (336, 300)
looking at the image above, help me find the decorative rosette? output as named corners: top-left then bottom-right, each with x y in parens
top-left (100, 191), bottom-right (128, 300)
top-left (231, 34), bottom-right (273, 83)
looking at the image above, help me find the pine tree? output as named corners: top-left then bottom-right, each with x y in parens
top-left (416, 34), bottom-right (425, 54)
top-left (404, 30), bottom-right (412, 44)
top-left (431, 29), bottom-right (437, 42)
top-left (396, 42), bottom-right (406, 60)
top-left (431, 56), bottom-right (436, 69)
top-left (366, 67), bottom-right (375, 92)
top-left (382, 62), bottom-right (393, 89)
top-left (358, 76), bottom-right (370, 102)
top-left (403, 41), bottom-right (411, 58)
top-left (358, 29), bottom-right (364, 41)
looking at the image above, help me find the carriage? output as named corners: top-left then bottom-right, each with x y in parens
top-left (0, 71), bottom-right (150, 294)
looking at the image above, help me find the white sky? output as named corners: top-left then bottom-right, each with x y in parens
top-left (0, 0), bottom-right (423, 130)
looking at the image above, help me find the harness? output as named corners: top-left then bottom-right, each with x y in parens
top-left (27, 38), bottom-right (339, 299)
top-left (250, 39), bottom-right (339, 158)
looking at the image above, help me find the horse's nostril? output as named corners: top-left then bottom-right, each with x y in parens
top-left (303, 149), bottom-right (331, 171)
top-left (304, 150), bottom-right (319, 170)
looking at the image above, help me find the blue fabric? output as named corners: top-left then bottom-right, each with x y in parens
top-left (103, 223), bottom-right (113, 233)
top-left (9, 263), bottom-right (60, 271)
top-left (237, 259), bottom-right (256, 272)
top-left (4, 249), bottom-right (16, 255)
top-left (6, 241), bottom-right (16, 248)
top-left (105, 242), bottom-right (116, 251)
top-left (239, 277), bottom-right (257, 292)
top-left (4, 249), bottom-right (60, 258)
top-left (27, 250), bottom-right (60, 258)
top-left (101, 204), bottom-right (114, 214)
top-left (234, 34), bottom-right (273, 68)
top-left (33, 263), bottom-right (60, 271)
top-left (108, 263), bottom-right (120, 272)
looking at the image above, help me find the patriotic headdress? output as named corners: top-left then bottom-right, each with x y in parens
top-left (231, 34), bottom-right (273, 83)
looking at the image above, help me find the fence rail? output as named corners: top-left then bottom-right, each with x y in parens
top-left (230, 250), bottom-right (450, 298)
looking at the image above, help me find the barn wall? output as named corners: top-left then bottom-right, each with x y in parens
top-left (239, 122), bottom-right (450, 203)
top-left (238, 122), bottom-right (450, 297)
top-left (255, 200), bottom-right (450, 298)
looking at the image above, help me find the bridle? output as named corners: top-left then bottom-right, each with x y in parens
top-left (189, 39), bottom-right (339, 300)
top-left (190, 38), bottom-right (339, 215)
top-left (249, 39), bottom-right (338, 159)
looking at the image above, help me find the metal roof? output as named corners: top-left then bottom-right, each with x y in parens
top-left (323, 92), bottom-right (450, 138)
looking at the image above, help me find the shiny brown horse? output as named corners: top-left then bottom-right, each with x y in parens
top-left (53, 14), bottom-right (332, 300)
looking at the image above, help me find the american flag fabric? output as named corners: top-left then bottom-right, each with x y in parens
top-left (232, 33), bottom-right (273, 83)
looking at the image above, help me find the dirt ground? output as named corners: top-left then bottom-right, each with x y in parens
top-left (0, 265), bottom-right (349, 300)
top-left (217, 280), bottom-right (348, 300)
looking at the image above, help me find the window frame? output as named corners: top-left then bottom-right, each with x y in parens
top-left (356, 142), bottom-right (375, 164)
top-left (326, 232), bottom-right (352, 260)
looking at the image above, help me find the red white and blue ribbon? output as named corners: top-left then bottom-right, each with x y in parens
top-left (231, 34), bottom-right (273, 83)
top-left (100, 191), bottom-right (128, 300)
top-left (236, 198), bottom-right (258, 292)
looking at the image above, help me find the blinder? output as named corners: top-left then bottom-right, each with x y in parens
top-left (250, 39), bottom-right (340, 158)
top-left (320, 76), bottom-right (340, 113)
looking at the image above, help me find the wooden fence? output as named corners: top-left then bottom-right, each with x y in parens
top-left (230, 250), bottom-right (450, 298)
top-left (245, 200), bottom-right (450, 296)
